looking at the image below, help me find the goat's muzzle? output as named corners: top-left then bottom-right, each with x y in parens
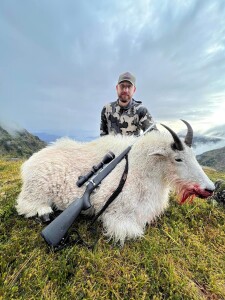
top-left (179, 184), bottom-right (214, 204)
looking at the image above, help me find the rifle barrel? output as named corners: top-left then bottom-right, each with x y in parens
top-left (93, 146), bottom-right (132, 186)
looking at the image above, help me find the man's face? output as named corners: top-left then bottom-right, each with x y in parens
top-left (116, 81), bottom-right (136, 107)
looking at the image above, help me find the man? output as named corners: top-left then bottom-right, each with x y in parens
top-left (100, 72), bottom-right (156, 136)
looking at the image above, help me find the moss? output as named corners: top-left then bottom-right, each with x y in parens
top-left (0, 160), bottom-right (225, 299)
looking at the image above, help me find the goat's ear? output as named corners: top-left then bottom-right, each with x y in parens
top-left (148, 150), bottom-right (166, 157)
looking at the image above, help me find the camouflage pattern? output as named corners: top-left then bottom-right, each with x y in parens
top-left (210, 179), bottom-right (225, 205)
top-left (100, 99), bottom-right (155, 136)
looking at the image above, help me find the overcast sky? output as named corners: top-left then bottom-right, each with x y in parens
top-left (0, 0), bottom-right (225, 138)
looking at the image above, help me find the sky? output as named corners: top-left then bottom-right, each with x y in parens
top-left (0, 0), bottom-right (225, 138)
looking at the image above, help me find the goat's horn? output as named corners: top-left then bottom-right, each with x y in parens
top-left (181, 119), bottom-right (193, 147)
top-left (161, 123), bottom-right (184, 151)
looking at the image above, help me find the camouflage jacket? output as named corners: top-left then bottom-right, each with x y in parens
top-left (100, 99), bottom-right (155, 136)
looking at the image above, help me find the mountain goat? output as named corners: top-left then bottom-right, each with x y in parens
top-left (16, 121), bottom-right (215, 244)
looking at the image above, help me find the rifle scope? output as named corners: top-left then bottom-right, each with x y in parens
top-left (76, 151), bottom-right (115, 187)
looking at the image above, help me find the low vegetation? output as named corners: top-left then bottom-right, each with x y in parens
top-left (0, 158), bottom-right (225, 299)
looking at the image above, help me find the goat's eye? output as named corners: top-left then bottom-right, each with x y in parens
top-left (175, 158), bottom-right (183, 162)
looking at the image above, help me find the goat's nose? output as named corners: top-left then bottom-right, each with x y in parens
top-left (205, 188), bottom-right (214, 195)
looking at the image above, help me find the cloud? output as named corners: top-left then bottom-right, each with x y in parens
top-left (0, 0), bottom-right (225, 136)
top-left (194, 139), bottom-right (225, 155)
top-left (0, 120), bottom-right (25, 136)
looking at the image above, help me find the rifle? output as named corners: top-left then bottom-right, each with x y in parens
top-left (41, 123), bottom-right (156, 247)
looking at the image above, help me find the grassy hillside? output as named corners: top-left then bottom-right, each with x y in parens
top-left (0, 125), bottom-right (46, 158)
top-left (197, 146), bottom-right (225, 172)
top-left (0, 159), bottom-right (225, 299)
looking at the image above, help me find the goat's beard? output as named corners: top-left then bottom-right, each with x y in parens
top-left (175, 182), bottom-right (213, 204)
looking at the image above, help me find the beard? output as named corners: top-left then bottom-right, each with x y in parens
top-left (118, 96), bottom-right (132, 108)
top-left (119, 93), bottom-right (131, 102)
top-left (120, 98), bottom-right (129, 103)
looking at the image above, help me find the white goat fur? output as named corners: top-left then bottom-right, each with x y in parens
top-left (16, 131), bottom-right (214, 244)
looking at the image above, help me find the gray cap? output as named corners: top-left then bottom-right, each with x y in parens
top-left (118, 72), bottom-right (136, 86)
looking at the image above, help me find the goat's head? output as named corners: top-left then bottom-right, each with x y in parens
top-left (150, 120), bottom-right (215, 204)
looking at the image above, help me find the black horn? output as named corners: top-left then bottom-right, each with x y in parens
top-left (181, 119), bottom-right (193, 147)
top-left (161, 123), bottom-right (184, 151)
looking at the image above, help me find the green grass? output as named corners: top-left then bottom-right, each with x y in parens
top-left (0, 159), bottom-right (225, 300)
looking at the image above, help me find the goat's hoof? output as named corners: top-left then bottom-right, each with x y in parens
top-left (34, 215), bottom-right (51, 224)
top-left (35, 211), bottom-right (62, 224)
top-left (34, 214), bottom-right (51, 224)
top-left (40, 213), bottom-right (51, 223)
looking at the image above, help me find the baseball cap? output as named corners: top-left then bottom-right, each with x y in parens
top-left (118, 72), bottom-right (136, 86)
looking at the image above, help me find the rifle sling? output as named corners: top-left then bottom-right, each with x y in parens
top-left (89, 154), bottom-right (129, 227)
top-left (53, 154), bottom-right (129, 251)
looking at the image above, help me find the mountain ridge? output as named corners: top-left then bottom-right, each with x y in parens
top-left (0, 125), bottom-right (46, 158)
top-left (197, 146), bottom-right (225, 172)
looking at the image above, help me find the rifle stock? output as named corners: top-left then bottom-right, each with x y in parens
top-left (41, 185), bottom-right (93, 246)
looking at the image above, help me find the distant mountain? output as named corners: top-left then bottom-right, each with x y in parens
top-left (175, 132), bottom-right (224, 155)
top-left (197, 146), bottom-right (225, 172)
top-left (179, 123), bottom-right (225, 155)
top-left (35, 129), bottom-right (225, 153)
top-left (33, 132), bottom-right (98, 143)
top-left (0, 125), bottom-right (46, 158)
top-left (192, 135), bottom-right (222, 145)
top-left (32, 132), bottom-right (62, 143)
top-left (192, 135), bottom-right (225, 155)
